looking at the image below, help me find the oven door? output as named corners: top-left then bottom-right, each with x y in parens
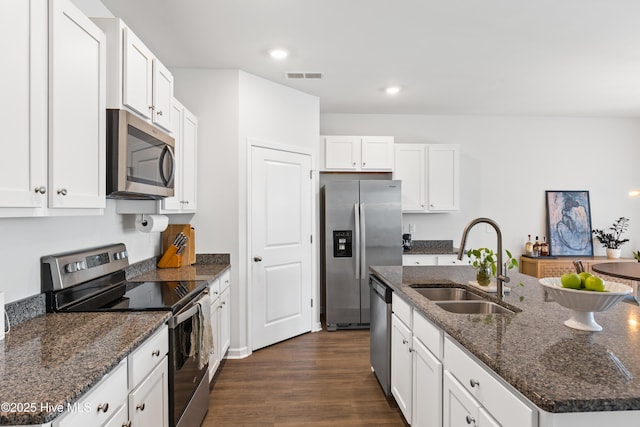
top-left (169, 298), bottom-right (209, 427)
top-left (107, 109), bottom-right (175, 199)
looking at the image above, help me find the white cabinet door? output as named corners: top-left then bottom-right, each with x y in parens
top-left (123, 27), bottom-right (153, 119)
top-left (391, 314), bottom-right (413, 424)
top-left (394, 144), bottom-right (426, 211)
top-left (208, 278), bottom-right (221, 381)
top-left (161, 101), bottom-right (183, 211)
top-left (323, 136), bottom-right (359, 170)
top-left (361, 136), bottom-right (394, 170)
top-left (478, 408), bottom-right (501, 427)
top-left (128, 356), bottom-right (169, 427)
top-left (49, 0), bottom-right (105, 209)
top-left (0, 0), bottom-right (47, 208)
top-left (427, 144), bottom-right (459, 211)
top-left (412, 336), bottom-right (442, 427)
top-left (160, 99), bottom-right (197, 214)
top-left (443, 370), bottom-right (480, 427)
top-left (151, 59), bottom-right (173, 130)
top-left (219, 287), bottom-right (230, 356)
top-left (437, 255), bottom-right (466, 266)
top-left (180, 107), bottom-right (198, 211)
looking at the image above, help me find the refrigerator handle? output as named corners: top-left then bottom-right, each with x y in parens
top-left (360, 202), bottom-right (366, 279)
top-left (354, 203), bottom-right (360, 279)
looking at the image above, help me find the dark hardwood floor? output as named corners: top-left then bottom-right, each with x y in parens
top-left (203, 328), bottom-right (407, 426)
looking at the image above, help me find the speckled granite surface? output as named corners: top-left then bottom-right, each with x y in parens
top-left (403, 239), bottom-right (458, 254)
top-left (5, 294), bottom-right (45, 327)
top-left (0, 311), bottom-right (170, 425)
top-left (370, 265), bottom-right (640, 413)
top-left (130, 262), bottom-right (230, 282)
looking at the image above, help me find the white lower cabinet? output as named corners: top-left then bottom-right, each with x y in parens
top-left (208, 270), bottom-right (231, 382)
top-left (402, 254), bottom-right (466, 266)
top-left (391, 313), bottom-right (413, 423)
top-left (54, 359), bottom-right (127, 427)
top-left (443, 336), bottom-right (536, 427)
top-left (128, 357), bottom-right (168, 427)
top-left (391, 295), bottom-right (443, 427)
top-left (54, 325), bottom-right (168, 427)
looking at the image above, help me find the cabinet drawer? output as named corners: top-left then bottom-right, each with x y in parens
top-left (55, 359), bottom-right (127, 427)
top-left (444, 337), bottom-right (536, 427)
top-left (219, 270), bottom-right (230, 292)
top-left (402, 255), bottom-right (437, 266)
top-left (128, 324), bottom-right (168, 388)
top-left (392, 293), bottom-right (411, 327)
top-left (413, 310), bottom-right (442, 360)
top-left (208, 278), bottom-right (221, 300)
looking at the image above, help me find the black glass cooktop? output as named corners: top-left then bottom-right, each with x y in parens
top-left (52, 278), bottom-right (208, 314)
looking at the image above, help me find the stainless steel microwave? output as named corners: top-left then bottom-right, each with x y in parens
top-left (106, 109), bottom-right (175, 199)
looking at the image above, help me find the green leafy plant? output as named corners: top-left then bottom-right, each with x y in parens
top-left (466, 247), bottom-right (518, 277)
top-left (633, 250), bottom-right (640, 262)
top-left (592, 217), bottom-right (630, 249)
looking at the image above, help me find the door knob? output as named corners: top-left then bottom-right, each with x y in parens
top-left (254, 256), bottom-right (263, 262)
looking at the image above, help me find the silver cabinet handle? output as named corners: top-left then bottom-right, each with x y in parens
top-left (362, 162), bottom-right (366, 166)
top-left (157, 110), bottom-right (163, 116)
top-left (152, 349), bottom-right (160, 357)
top-left (136, 403), bottom-right (145, 411)
top-left (469, 378), bottom-right (479, 388)
top-left (149, 105), bottom-right (155, 111)
top-left (57, 188), bottom-right (68, 196)
top-left (254, 256), bottom-right (263, 262)
top-left (122, 421), bottom-right (132, 427)
top-left (97, 403), bottom-right (109, 413)
top-left (402, 338), bottom-right (408, 345)
top-left (466, 415), bottom-right (476, 425)
top-left (34, 186), bottom-right (46, 194)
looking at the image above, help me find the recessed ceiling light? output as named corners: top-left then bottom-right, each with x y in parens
top-left (385, 86), bottom-right (401, 95)
top-left (269, 49), bottom-right (289, 60)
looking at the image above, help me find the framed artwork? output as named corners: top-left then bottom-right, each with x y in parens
top-left (545, 190), bottom-right (594, 256)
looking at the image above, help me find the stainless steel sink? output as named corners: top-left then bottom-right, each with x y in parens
top-left (435, 301), bottom-right (517, 315)
top-left (410, 287), bottom-right (484, 301)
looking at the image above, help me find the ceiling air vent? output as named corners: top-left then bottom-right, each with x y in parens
top-left (285, 72), bottom-right (323, 80)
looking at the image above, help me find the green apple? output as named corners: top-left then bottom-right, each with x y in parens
top-left (560, 273), bottom-right (582, 289)
top-left (578, 272), bottom-right (593, 288)
top-left (585, 275), bottom-right (606, 292)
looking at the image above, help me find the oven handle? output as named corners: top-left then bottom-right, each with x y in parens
top-left (168, 303), bottom-right (200, 329)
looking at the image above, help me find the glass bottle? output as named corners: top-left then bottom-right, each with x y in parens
top-left (525, 234), bottom-right (533, 256)
top-left (540, 236), bottom-right (549, 256)
top-left (533, 236), bottom-right (540, 257)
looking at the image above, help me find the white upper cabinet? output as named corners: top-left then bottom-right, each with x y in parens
top-left (93, 18), bottom-right (174, 132)
top-left (321, 135), bottom-right (394, 171)
top-left (0, 0), bottom-right (48, 210)
top-left (49, 0), bottom-right (106, 209)
top-left (0, 0), bottom-right (106, 217)
top-left (160, 99), bottom-right (197, 213)
top-left (393, 143), bottom-right (459, 213)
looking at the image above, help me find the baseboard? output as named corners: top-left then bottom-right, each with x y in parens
top-left (226, 346), bottom-right (250, 359)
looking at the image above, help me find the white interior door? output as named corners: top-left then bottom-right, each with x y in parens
top-left (251, 145), bottom-right (312, 351)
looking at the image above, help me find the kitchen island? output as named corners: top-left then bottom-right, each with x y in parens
top-left (371, 264), bottom-right (640, 425)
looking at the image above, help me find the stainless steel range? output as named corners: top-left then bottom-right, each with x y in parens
top-left (41, 243), bottom-right (210, 427)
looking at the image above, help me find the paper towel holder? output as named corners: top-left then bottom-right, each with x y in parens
top-left (141, 214), bottom-right (148, 227)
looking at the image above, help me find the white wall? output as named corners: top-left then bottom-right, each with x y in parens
top-left (172, 68), bottom-right (319, 356)
top-left (321, 114), bottom-right (640, 259)
top-left (0, 202), bottom-right (161, 303)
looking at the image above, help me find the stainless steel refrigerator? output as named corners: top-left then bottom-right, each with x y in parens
top-left (323, 180), bottom-right (402, 331)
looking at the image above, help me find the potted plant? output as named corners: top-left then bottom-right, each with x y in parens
top-left (466, 247), bottom-right (518, 286)
top-left (592, 217), bottom-right (630, 259)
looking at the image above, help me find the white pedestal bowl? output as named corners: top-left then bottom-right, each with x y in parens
top-left (538, 277), bottom-right (633, 331)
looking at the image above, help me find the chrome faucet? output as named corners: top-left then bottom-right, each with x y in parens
top-left (457, 217), bottom-right (511, 299)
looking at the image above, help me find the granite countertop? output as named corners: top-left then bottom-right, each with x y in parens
top-left (370, 265), bottom-right (640, 413)
top-left (403, 239), bottom-right (459, 255)
top-left (130, 262), bottom-right (230, 283)
top-left (0, 311), bottom-right (170, 425)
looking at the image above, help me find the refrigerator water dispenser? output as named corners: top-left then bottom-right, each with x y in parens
top-left (333, 230), bottom-right (352, 257)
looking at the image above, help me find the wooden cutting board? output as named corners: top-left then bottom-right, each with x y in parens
top-left (161, 224), bottom-right (196, 266)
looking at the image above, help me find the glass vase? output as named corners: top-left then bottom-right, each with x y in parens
top-left (476, 267), bottom-right (492, 286)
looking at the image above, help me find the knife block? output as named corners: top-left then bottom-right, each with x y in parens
top-left (161, 224), bottom-right (196, 267)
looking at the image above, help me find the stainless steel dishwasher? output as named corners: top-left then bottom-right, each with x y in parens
top-left (369, 275), bottom-right (393, 396)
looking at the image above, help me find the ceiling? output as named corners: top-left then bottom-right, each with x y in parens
top-left (99, 0), bottom-right (640, 117)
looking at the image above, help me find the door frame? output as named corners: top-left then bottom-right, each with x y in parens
top-left (246, 137), bottom-right (320, 354)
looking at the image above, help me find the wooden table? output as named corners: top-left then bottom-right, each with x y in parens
top-left (592, 262), bottom-right (640, 294)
